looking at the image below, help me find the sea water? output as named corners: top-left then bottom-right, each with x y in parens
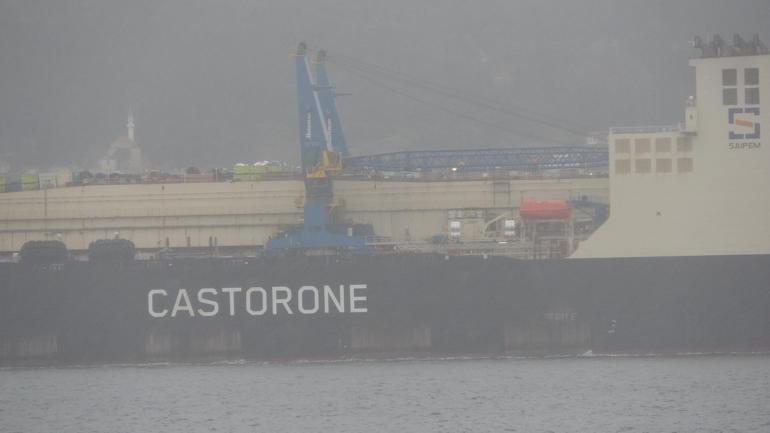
top-left (1, 355), bottom-right (769, 433)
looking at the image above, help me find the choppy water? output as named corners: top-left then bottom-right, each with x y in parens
top-left (1, 355), bottom-right (769, 433)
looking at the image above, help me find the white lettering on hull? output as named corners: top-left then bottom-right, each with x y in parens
top-left (350, 284), bottom-right (368, 313)
top-left (222, 287), bottom-right (242, 316)
top-left (297, 286), bottom-right (319, 314)
top-left (197, 288), bottom-right (219, 317)
top-left (245, 287), bottom-right (267, 316)
top-left (148, 289), bottom-right (168, 318)
top-left (147, 284), bottom-right (368, 318)
top-left (272, 286), bottom-right (293, 315)
top-left (171, 289), bottom-right (194, 317)
top-left (323, 285), bottom-right (344, 313)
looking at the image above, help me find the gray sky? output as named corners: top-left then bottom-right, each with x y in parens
top-left (0, 0), bottom-right (768, 171)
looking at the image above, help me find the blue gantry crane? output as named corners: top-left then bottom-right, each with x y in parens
top-left (265, 43), bottom-right (370, 254)
top-left (343, 146), bottom-right (608, 172)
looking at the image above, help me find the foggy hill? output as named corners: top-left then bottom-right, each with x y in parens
top-left (0, 0), bottom-right (767, 171)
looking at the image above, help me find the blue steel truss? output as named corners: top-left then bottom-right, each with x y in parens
top-left (343, 146), bottom-right (608, 172)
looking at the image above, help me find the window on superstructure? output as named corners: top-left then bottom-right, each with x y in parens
top-left (615, 159), bottom-right (631, 174)
top-left (614, 139), bottom-right (631, 154)
top-left (745, 87), bottom-right (760, 105)
top-left (676, 137), bottom-right (693, 152)
top-left (635, 159), bottom-right (651, 174)
top-left (634, 138), bottom-right (651, 154)
top-left (655, 137), bottom-right (671, 153)
top-left (656, 159), bottom-right (672, 173)
top-left (745, 68), bottom-right (759, 86)
top-left (722, 69), bottom-right (737, 86)
top-left (723, 88), bottom-right (737, 105)
top-left (677, 158), bottom-right (693, 173)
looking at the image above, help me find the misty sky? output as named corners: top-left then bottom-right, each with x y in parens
top-left (0, 0), bottom-right (768, 172)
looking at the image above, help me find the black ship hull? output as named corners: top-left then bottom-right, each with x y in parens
top-left (1, 254), bottom-right (769, 365)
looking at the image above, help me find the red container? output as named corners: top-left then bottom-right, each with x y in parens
top-left (520, 199), bottom-right (571, 220)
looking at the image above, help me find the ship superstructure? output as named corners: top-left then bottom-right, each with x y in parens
top-left (575, 35), bottom-right (769, 258)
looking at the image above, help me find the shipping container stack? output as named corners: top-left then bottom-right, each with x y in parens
top-left (20, 174), bottom-right (39, 191)
top-left (38, 173), bottom-right (58, 189)
top-left (233, 161), bottom-right (286, 182)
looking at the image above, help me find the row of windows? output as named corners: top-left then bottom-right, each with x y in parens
top-left (723, 67), bottom-right (760, 106)
top-left (614, 137), bottom-right (692, 154)
top-left (723, 68), bottom-right (759, 86)
top-left (723, 87), bottom-right (760, 105)
top-left (615, 158), bottom-right (693, 174)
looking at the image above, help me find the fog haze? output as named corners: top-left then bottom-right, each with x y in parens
top-left (0, 0), bottom-right (768, 171)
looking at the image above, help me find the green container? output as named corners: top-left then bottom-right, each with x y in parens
top-left (21, 175), bottom-right (39, 190)
top-left (21, 174), bottom-right (39, 184)
top-left (234, 164), bottom-right (273, 181)
top-left (233, 165), bottom-right (252, 175)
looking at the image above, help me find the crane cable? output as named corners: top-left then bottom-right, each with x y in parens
top-left (334, 61), bottom-right (572, 145)
top-left (323, 50), bottom-right (594, 139)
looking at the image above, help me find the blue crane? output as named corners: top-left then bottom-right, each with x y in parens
top-left (344, 147), bottom-right (608, 172)
top-left (265, 43), bottom-right (369, 254)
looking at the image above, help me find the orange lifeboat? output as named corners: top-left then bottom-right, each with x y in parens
top-left (519, 199), bottom-right (571, 220)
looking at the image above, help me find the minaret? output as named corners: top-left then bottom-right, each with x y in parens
top-left (126, 108), bottom-right (142, 172)
top-left (127, 108), bottom-right (135, 142)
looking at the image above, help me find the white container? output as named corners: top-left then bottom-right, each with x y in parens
top-left (38, 172), bottom-right (58, 189)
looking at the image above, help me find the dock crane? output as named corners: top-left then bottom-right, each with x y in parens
top-left (265, 43), bottom-right (370, 254)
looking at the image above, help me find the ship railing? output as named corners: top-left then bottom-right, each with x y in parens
top-left (364, 235), bottom-right (395, 245)
top-left (609, 125), bottom-right (680, 134)
top-left (392, 241), bottom-right (535, 259)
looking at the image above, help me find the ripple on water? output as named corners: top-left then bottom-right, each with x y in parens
top-left (0, 355), bottom-right (769, 433)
